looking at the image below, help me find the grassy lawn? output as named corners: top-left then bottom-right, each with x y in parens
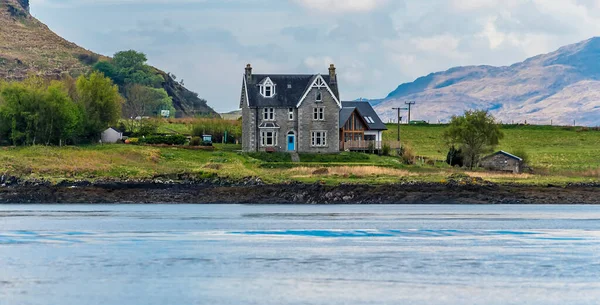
top-left (385, 124), bottom-right (600, 174)
top-left (1, 124), bottom-right (599, 185)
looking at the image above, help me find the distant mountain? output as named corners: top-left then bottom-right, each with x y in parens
top-left (374, 37), bottom-right (600, 126)
top-left (0, 0), bottom-right (217, 117)
top-left (220, 110), bottom-right (241, 120)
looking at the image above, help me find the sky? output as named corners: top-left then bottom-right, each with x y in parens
top-left (28, 0), bottom-right (600, 112)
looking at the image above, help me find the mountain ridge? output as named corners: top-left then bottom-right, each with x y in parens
top-left (374, 37), bottom-right (600, 125)
top-left (0, 0), bottom-right (217, 117)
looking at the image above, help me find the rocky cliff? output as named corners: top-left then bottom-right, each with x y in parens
top-left (374, 38), bottom-right (600, 126)
top-left (0, 0), bottom-right (217, 117)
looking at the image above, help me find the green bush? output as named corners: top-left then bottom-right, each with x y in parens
top-left (246, 152), bottom-right (292, 163)
top-left (299, 152), bottom-right (370, 163)
top-left (511, 148), bottom-right (530, 165)
top-left (140, 135), bottom-right (187, 145)
top-left (190, 137), bottom-right (201, 146)
top-left (382, 143), bottom-right (391, 156)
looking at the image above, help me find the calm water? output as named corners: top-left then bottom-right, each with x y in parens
top-left (1, 204), bottom-right (600, 305)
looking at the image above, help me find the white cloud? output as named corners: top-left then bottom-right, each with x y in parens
top-left (293, 0), bottom-right (389, 12)
top-left (28, 0), bottom-right (600, 112)
top-left (303, 56), bottom-right (335, 72)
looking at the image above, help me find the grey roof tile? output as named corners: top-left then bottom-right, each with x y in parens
top-left (246, 74), bottom-right (338, 108)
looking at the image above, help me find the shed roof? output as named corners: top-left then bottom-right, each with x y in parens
top-left (104, 127), bottom-right (123, 133)
top-left (483, 151), bottom-right (523, 161)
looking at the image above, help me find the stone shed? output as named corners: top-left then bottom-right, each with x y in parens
top-left (480, 151), bottom-right (524, 174)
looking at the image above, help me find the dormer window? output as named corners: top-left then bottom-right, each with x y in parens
top-left (260, 77), bottom-right (276, 98)
top-left (316, 91), bottom-right (322, 103)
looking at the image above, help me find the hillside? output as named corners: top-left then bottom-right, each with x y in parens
top-left (0, 0), bottom-right (217, 117)
top-left (374, 38), bottom-right (600, 126)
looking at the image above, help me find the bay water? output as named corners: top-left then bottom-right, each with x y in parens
top-left (1, 204), bottom-right (599, 305)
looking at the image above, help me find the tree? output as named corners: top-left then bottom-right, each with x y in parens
top-left (112, 50), bottom-right (164, 87)
top-left (93, 61), bottom-right (122, 85)
top-left (40, 82), bottom-right (82, 145)
top-left (443, 110), bottom-right (504, 169)
top-left (0, 82), bottom-right (43, 145)
top-left (76, 71), bottom-right (123, 141)
top-left (92, 50), bottom-right (165, 88)
top-left (123, 84), bottom-right (173, 132)
top-left (113, 50), bottom-right (147, 71)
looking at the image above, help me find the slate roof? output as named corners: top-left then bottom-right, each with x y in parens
top-left (245, 74), bottom-right (339, 108)
top-left (341, 101), bottom-right (388, 131)
top-left (339, 107), bottom-right (356, 128)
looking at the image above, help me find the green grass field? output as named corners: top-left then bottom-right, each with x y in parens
top-left (384, 124), bottom-right (600, 174)
top-left (0, 124), bottom-right (599, 185)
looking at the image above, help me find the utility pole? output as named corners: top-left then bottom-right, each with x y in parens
top-left (392, 107), bottom-right (402, 142)
top-left (405, 101), bottom-right (416, 124)
top-left (392, 107), bottom-right (409, 142)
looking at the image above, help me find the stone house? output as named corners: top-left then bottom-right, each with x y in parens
top-left (480, 151), bottom-right (524, 173)
top-left (240, 64), bottom-right (341, 153)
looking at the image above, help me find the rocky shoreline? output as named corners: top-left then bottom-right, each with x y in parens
top-left (1, 176), bottom-right (599, 204)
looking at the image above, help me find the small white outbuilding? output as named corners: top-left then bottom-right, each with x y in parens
top-left (101, 127), bottom-right (123, 144)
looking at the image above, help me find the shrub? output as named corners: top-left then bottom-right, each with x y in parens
top-left (312, 168), bottom-right (330, 175)
top-left (125, 137), bottom-right (139, 144)
top-left (398, 144), bottom-right (415, 164)
top-left (77, 53), bottom-right (100, 65)
top-left (140, 135), bottom-right (187, 145)
top-left (511, 148), bottom-right (530, 165)
top-left (382, 143), bottom-right (391, 156)
top-left (190, 137), bottom-right (201, 146)
top-left (446, 145), bottom-right (464, 167)
top-left (133, 120), bottom-right (160, 137)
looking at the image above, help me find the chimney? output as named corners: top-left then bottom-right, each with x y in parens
top-left (329, 64), bottom-right (337, 84)
top-left (245, 64), bottom-right (253, 82)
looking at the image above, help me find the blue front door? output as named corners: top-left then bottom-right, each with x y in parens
top-left (287, 135), bottom-right (295, 151)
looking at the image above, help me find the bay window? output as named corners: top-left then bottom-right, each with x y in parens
top-left (261, 131), bottom-right (277, 147)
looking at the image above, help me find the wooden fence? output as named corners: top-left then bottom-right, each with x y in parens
top-left (340, 140), bottom-right (402, 151)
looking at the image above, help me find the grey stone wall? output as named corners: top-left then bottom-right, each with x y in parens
top-left (241, 106), bottom-right (255, 152)
top-left (297, 87), bottom-right (340, 153)
top-left (242, 106), bottom-right (299, 152)
top-left (480, 154), bottom-right (522, 173)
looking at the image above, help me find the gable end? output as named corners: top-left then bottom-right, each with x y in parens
top-left (296, 75), bottom-right (342, 109)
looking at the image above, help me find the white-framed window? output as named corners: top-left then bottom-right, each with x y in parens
top-left (263, 108), bottom-right (275, 121)
top-left (288, 108), bottom-right (294, 120)
top-left (260, 78), bottom-right (276, 98)
top-left (316, 91), bottom-right (322, 102)
top-left (311, 131), bottom-right (327, 147)
top-left (261, 131), bottom-right (277, 147)
top-left (313, 107), bottom-right (325, 121)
